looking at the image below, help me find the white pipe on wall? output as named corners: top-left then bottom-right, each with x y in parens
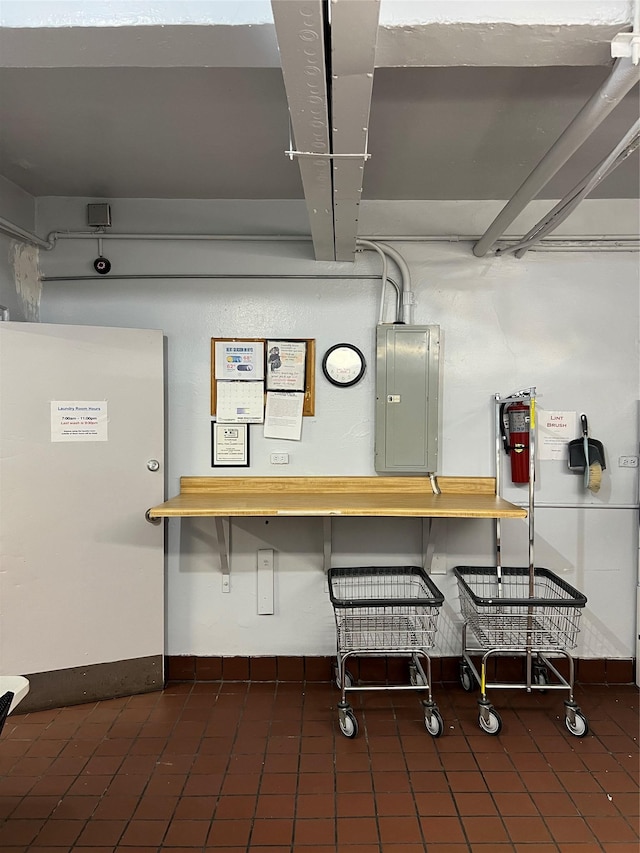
top-left (1, 215), bottom-right (637, 251)
top-left (355, 238), bottom-right (403, 324)
top-left (0, 216), bottom-right (52, 250)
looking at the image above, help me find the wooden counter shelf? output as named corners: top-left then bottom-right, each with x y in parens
top-left (147, 476), bottom-right (526, 520)
top-left (147, 477), bottom-right (525, 592)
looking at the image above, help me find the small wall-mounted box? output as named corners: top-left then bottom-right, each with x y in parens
top-left (87, 203), bottom-right (111, 228)
top-left (375, 324), bottom-right (441, 474)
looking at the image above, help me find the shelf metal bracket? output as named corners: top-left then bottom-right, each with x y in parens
top-left (214, 517), bottom-right (231, 593)
top-left (323, 517), bottom-right (332, 573)
top-left (422, 517), bottom-right (448, 574)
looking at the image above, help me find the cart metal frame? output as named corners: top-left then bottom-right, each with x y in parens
top-left (328, 565), bottom-right (444, 738)
top-left (455, 389), bottom-right (589, 737)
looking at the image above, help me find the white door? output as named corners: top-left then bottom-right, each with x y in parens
top-left (0, 322), bottom-right (164, 704)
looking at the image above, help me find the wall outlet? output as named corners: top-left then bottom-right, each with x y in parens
top-left (270, 453), bottom-right (289, 464)
top-left (618, 456), bottom-right (639, 468)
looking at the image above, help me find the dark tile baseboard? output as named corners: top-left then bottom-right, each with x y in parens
top-left (165, 654), bottom-right (636, 685)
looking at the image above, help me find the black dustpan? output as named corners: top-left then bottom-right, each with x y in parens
top-left (568, 414), bottom-right (606, 471)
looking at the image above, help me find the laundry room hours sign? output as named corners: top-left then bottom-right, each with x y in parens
top-left (50, 401), bottom-right (108, 442)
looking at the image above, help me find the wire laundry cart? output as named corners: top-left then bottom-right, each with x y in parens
top-left (454, 389), bottom-right (589, 737)
top-left (328, 565), bottom-right (444, 738)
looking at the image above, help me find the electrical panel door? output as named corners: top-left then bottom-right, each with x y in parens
top-left (375, 324), bottom-right (440, 474)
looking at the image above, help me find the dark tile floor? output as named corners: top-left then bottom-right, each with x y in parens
top-left (0, 677), bottom-right (637, 851)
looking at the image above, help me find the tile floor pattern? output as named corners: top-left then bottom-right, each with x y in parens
top-left (0, 679), bottom-right (637, 852)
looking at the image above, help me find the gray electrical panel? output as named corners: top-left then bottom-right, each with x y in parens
top-left (375, 324), bottom-right (441, 474)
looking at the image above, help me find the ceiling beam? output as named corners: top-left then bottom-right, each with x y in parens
top-left (271, 0), bottom-right (335, 260)
top-left (0, 25), bottom-right (281, 68)
top-left (330, 0), bottom-right (380, 261)
top-left (375, 22), bottom-right (625, 68)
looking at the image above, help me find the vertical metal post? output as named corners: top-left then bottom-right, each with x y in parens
top-left (528, 387), bottom-right (536, 596)
top-left (494, 394), bottom-right (503, 584)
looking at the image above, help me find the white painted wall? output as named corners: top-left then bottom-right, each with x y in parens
top-left (36, 198), bottom-right (639, 661)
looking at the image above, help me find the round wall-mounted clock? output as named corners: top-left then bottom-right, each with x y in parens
top-left (322, 343), bottom-right (366, 387)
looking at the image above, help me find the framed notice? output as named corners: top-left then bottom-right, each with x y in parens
top-left (211, 422), bottom-right (250, 467)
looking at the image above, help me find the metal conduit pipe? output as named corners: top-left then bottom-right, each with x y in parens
top-left (361, 235), bottom-right (639, 242)
top-left (42, 273), bottom-right (394, 282)
top-left (473, 56), bottom-right (640, 258)
top-left (501, 118), bottom-right (640, 258)
top-left (1, 218), bottom-right (635, 251)
top-left (0, 216), bottom-right (53, 250)
top-left (1, 219), bottom-right (637, 257)
top-left (521, 244), bottom-right (639, 251)
top-left (377, 242), bottom-right (414, 324)
top-left (357, 240), bottom-right (414, 324)
top-left (355, 239), bottom-right (402, 324)
top-left (39, 231), bottom-right (640, 245)
top-left (38, 243), bottom-right (640, 282)
top-left (45, 232), bottom-right (312, 245)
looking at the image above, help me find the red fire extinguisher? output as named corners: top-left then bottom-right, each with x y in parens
top-left (501, 401), bottom-right (530, 483)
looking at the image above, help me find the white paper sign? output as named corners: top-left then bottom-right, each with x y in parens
top-left (538, 410), bottom-right (577, 460)
top-left (266, 340), bottom-right (306, 391)
top-left (51, 401), bottom-right (108, 442)
top-left (263, 392), bottom-right (304, 440)
top-left (216, 381), bottom-right (264, 423)
top-left (215, 341), bottom-right (264, 380)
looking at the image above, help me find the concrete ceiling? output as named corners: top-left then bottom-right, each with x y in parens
top-left (0, 1), bottom-right (638, 260)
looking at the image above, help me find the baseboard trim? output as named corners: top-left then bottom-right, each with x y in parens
top-left (17, 655), bottom-right (164, 712)
top-left (165, 655), bottom-right (636, 685)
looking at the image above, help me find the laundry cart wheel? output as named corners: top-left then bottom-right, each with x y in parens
top-left (334, 665), bottom-right (354, 690)
top-left (424, 706), bottom-right (444, 738)
top-left (533, 664), bottom-right (549, 687)
top-left (564, 707), bottom-right (589, 738)
top-left (338, 705), bottom-right (359, 738)
top-left (409, 664), bottom-right (426, 686)
top-left (459, 662), bottom-right (477, 692)
top-left (478, 705), bottom-right (502, 735)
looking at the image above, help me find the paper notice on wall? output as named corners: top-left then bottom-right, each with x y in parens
top-left (51, 401), bottom-right (108, 442)
top-left (215, 341), bottom-right (264, 380)
top-left (216, 381), bottom-right (264, 423)
top-left (266, 340), bottom-right (306, 391)
top-left (538, 410), bottom-right (577, 460)
top-left (263, 392), bottom-right (304, 440)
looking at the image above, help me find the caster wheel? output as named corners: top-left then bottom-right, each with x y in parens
top-left (478, 707), bottom-right (502, 735)
top-left (410, 665), bottom-right (426, 687)
top-left (565, 710), bottom-right (589, 737)
top-left (334, 666), bottom-right (354, 690)
top-left (339, 709), bottom-right (359, 738)
top-left (424, 707), bottom-right (444, 738)
top-left (533, 666), bottom-right (549, 688)
top-left (460, 664), bottom-right (476, 692)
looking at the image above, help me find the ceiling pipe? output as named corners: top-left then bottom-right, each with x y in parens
top-left (1, 219), bottom-right (636, 255)
top-left (46, 232), bottom-right (311, 246)
top-left (0, 216), bottom-right (53, 250)
top-left (499, 118), bottom-right (640, 257)
top-left (42, 273), bottom-right (392, 282)
top-left (473, 56), bottom-right (640, 258)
